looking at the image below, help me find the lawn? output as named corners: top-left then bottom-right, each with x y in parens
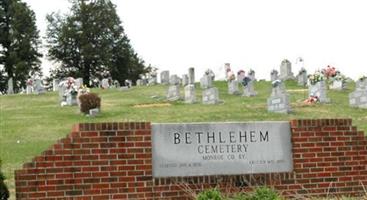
top-left (1, 80), bottom-right (366, 199)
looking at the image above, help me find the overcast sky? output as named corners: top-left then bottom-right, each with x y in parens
top-left (23, 0), bottom-right (367, 80)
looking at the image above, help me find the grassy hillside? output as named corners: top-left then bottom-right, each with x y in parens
top-left (1, 80), bottom-right (366, 198)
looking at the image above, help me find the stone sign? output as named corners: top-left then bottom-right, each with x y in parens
top-left (152, 122), bottom-right (293, 177)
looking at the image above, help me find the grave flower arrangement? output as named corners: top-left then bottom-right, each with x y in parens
top-left (226, 71), bottom-right (235, 81)
top-left (322, 65), bottom-right (337, 79)
top-left (308, 71), bottom-right (324, 85)
top-left (26, 79), bottom-right (33, 86)
top-left (241, 76), bottom-right (252, 87)
top-left (304, 95), bottom-right (319, 105)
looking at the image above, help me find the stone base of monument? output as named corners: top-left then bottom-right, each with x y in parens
top-left (227, 80), bottom-right (240, 95)
top-left (167, 85), bottom-right (180, 101)
top-left (349, 89), bottom-right (367, 109)
top-left (309, 81), bottom-right (330, 103)
top-left (330, 80), bottom-right (346, 90)
top-left (267, 94), bottom-right (291, 114)
top-left (88, 108), bottom-right (100, 117)
top-left (202, 88), bottom-right (221, 104)
top-left (184, 84), bottom-right (196, 104)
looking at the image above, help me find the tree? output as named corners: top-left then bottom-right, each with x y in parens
top-left (0, 0), bottom-right (42, 93)
top-left (46, 0), bottom-right (147, 86)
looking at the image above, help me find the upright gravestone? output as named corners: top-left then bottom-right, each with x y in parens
top-left (160, 71), bottom-right (170, 85)
top-left (201, 72), bottom-right (221, 104)
top-left (26, 79), bottom-right (33, 94)
top-left (182, 74), bottom-right (189, 86)
top-left (53, 79), bottom-right (59, 92)
top-left (58, 81), bottom-right (66, 102)
top-left (34, 79), bottom-right (45, 95)
top-left (224, 63), bottom-right (231, 79)
top-left (349, 78), bottom-right (367, 108)
top-left (167, 75), bottom-right (180, 101)
top-left (101, 78), bottom-right (109, 89)
top-left (267, 80), bottom-right (291, 114)
top-left (237, 70), bottom-right (246, 83)
top-left (297, 68), bottom-right (307, 86)
top-left (188, 67), bottom-right (195, 84)
top-left (75, 78), bottom-right (83, 89)
top-left (184, 84), bottom-right (196, 104)
top-left (330, 80), bottom-right (346, 91)
top-left (148, 70), bottom-right (158, 86)
top-left (270, 69), bottom-right (279, 81)
top-left (248, 69), bottom-right (256, 81)
top-left (7, 77), bottom-right (14, 94)
top-left (279, 59), bottom-right (295, 80)
top-left (125, 80), bottom-right (132, 88)
top-left (309, 80), bottom-right (330, 103)
top-left (226, 68), bottom-right (239, 95)
top-left (242, 77), bottom-right (257, 97)
top-left (136, 79), bottom-right (144, 86)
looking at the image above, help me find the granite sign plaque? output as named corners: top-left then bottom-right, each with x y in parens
top-left (152, 122), bottom-right (293, 177)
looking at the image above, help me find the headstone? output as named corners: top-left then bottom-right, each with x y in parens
top-left (267, 80), bottom-right (291, 113)
top-left (112, 80), bottom-right (120, 88)
top-left (167, 75), bottom-right (180, 101)
top-left (224, 63), bottom-right (231, 79)
top-left (308, 81), bottom-right (330, 103)
top-left (58, 81), bottom-right (67, 102)
top-left (184, 84), bottom-right (196, 104)
top-left (237, 70), bottom-right (246, 82)
top-left (279, 59), bottom-right (295, 80)
top-left (182, 74), bottom-right (189, 86)
top-left (101, 78), bottom-right (109, 89)
top-left (188, 67), bottom-right (195, 84)
top-left (52, 79), bottom-right (59, 91)
top-left (75, 78), bottom-right (83, 89)
top-left (66, 92), bottom-right (78, 106)
top-left (205, 69), bottom-right (215, 81)
top-left (26, 79), bottom-right (33, 94)
top-left (136, 79), bottom-right (144, 86)
top-left (296, 68), bottom-right (307, 86)
top-left (148, 69), bottom-right (158, 85)
top-left (201, 70), bottom-right (221, 104)
top-left (242, 77), bottom-right (257, 97)
top-left (200, 74), bottom-right (212, 89)
top-left (34, 79), bottom-right (45, 95)
top-left (228, 80), bottom-right (240, 95)
top-left (248, 69), bottom-right (256, 81)
top-left (202, 87), bottom-right (220, 104)
top-left (124, 80), bottom-right (133, 88)
top-left (7, 77), bottom-right (14, 94)
top-left (160, 71), bottom-right (170, 85)
top-left (330, 80), bottom-right (346, 90)
top-left (270, 69), bottom-right (279, 81)
top-left (349, 78), bottom-right (367, 108)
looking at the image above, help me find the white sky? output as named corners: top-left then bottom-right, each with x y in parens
top-left (24, 0), bottom-right (367, 80)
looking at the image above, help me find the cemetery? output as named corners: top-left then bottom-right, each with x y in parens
top-left (1, 69), bottom-right (367, 199)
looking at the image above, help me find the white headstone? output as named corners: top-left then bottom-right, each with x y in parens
top-left (52, 79), bottom-right (60, 91)
top-left (182, 74), bottom-right (189, 86)
top-left (34, 79), bottom-right (45, 95)
top-left (160, 71), bottom-right (170, 85)
top-left (7, 77), bottom-right (14, 94)
top-left (202, 87), bottom-right (220, 104)
top-left (228, 80), bottom-right (240, 95)
top-left (308, 81), bottom-right (330, 103)
top-left (267, 81), bottom-right (291, 113)
top-left (297, 69), bottom-right (307, 86)
top-left (167, 85), bottom-right (180, 101)
top-left (242, 77), bottom-right (257, 97)
top-left (279, 59), bottom-right (295, 80)
top-left (188, 68), bottom-right (195, 84)
top-left (349, 78), bottom-right (367, 108)
top-left (200, 75), bottom-right (212, 89)
top-left (184, 84), bottom-right (196, 104)
top-left (270, 70), bottom-right (279, 81)
top-left (101, 78), bottom-right (110, 89)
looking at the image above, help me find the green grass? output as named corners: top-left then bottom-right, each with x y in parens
top-left (1, 80), bottom-right (366, 199)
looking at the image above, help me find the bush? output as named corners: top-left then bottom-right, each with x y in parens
top-left (196, 188), bottom-right (223, 200)
top-left (251, 187), bottom-right (281, 200)
top-left (0, 159), bottom-right (9, 200)
top-left (78, 93), bottom-right (101, 114)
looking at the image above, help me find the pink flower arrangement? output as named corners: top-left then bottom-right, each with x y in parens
top-left (322, 65), bottom-right (337, 79)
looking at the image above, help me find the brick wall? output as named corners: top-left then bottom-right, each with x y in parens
top-left (15, 119), bottom-right (367, 199)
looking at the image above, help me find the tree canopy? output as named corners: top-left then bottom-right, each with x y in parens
top-left (46, 0), bottom-right (147, 86)
top-left (0, 0), bottom-right (42, 93)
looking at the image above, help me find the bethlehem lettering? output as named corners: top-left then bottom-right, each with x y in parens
top-left (172, 130), bottom-right (269, 159)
